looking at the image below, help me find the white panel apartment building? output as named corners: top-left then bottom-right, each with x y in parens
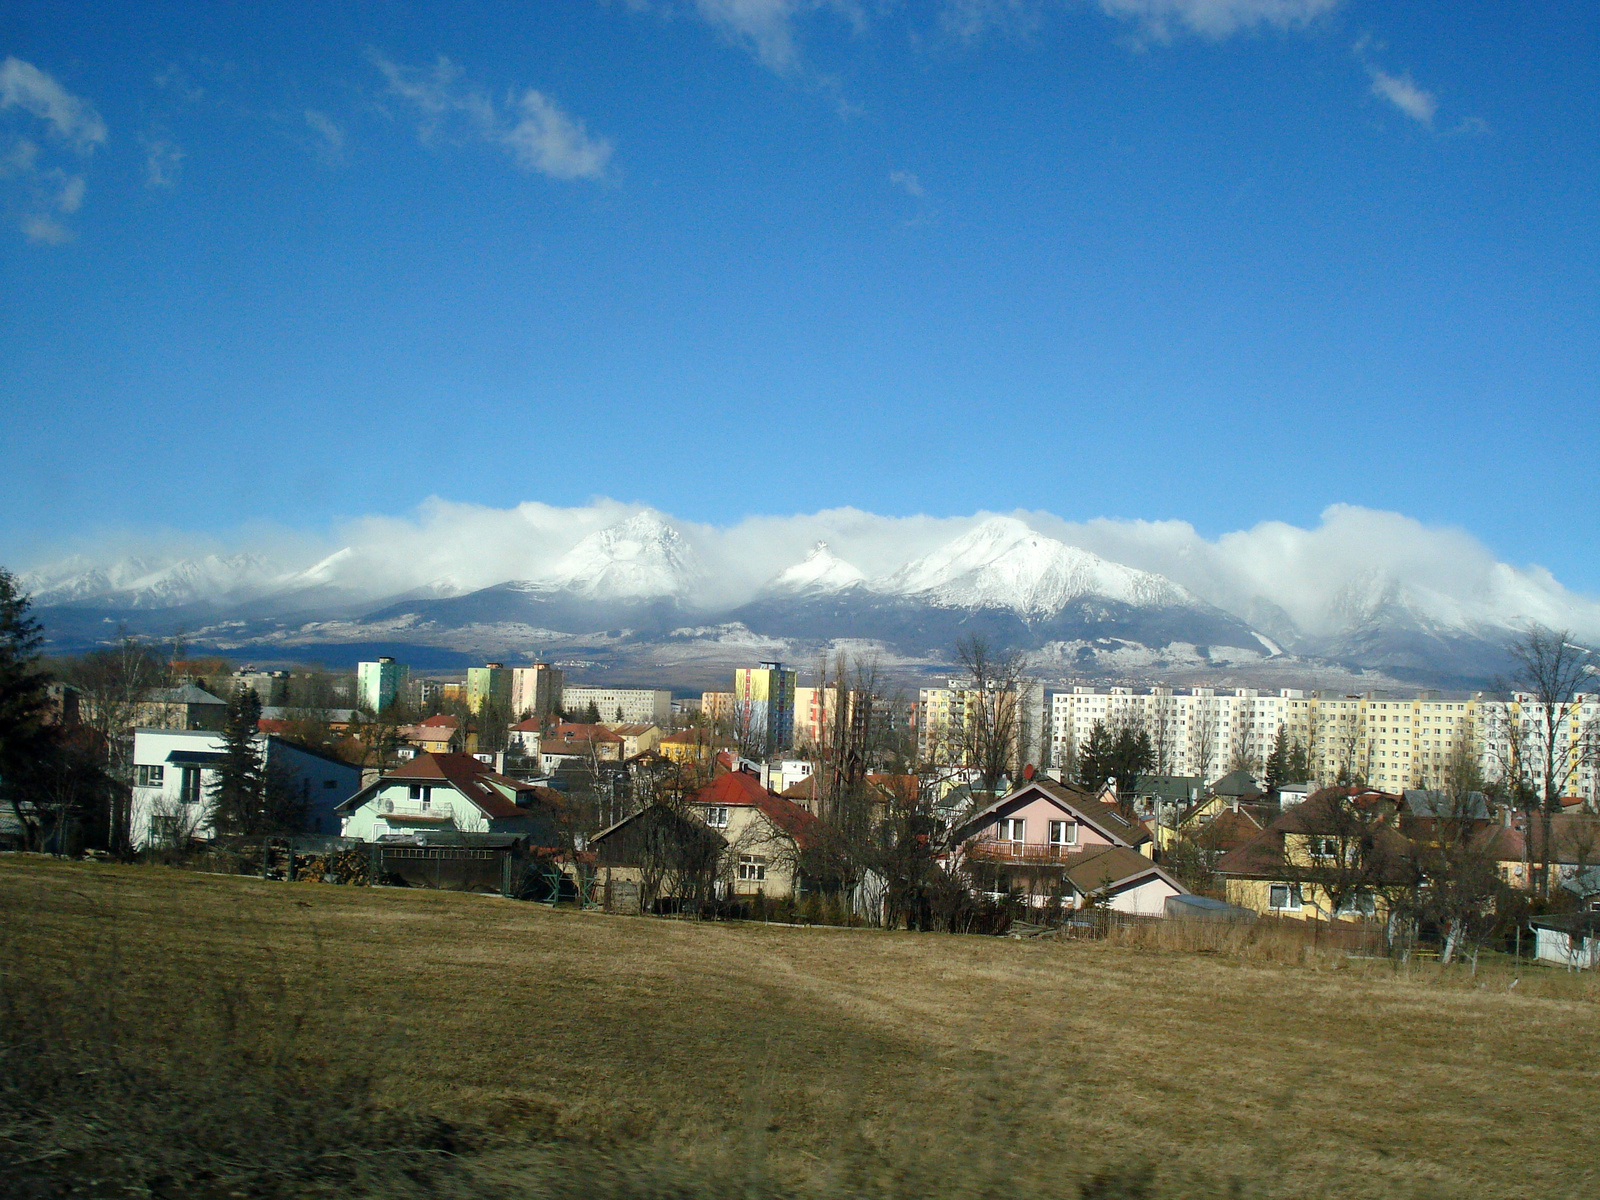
top-left (561, 686), bottom-right (673, 725)
top-left (1043, 687), bottom-right (1598, 801)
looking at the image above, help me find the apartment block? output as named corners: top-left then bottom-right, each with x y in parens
top-left (562, 686), bottom-right (673, 725)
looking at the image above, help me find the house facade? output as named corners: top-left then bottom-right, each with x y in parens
top-left (947, 779), bottom-right (1156, 907)
top-left (129, 728), bottom-right (361, 846)
top-left (690, 768), bottom-right (817, 898)
top-left (336, 753), bottom-right (565, 843)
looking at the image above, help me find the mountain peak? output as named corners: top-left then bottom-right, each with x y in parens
top-left (768, 541), bottom-right (866, 594)
top-left (543, 512), bottom-right (702, 600)
top-left (876, 518), bottom-right (1193, 616)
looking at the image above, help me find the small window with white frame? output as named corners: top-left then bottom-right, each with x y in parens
top-left (706, 806), bottom-right (729, 828)
top-left (1269, 884), bottom-right (1302, 911)
top-left (999, 817), bottom-right (1025, 843)
top-left (135, 764), bottom-right (165, 789)
top-left (737, 855), bottom-right (766, 881)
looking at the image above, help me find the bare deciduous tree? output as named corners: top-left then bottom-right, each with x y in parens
top-left (1499, 626), bottom-right (1599, 895)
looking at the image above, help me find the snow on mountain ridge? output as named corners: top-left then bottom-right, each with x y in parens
top-left (873, 517), bottom-right (1195, 616)
top-left (767, 542), bottom-right (866, 594)
top-left (524, 512), bottom-right (703, 600)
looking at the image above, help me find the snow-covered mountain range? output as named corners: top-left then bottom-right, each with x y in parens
top-left (16, 512), bottom-right (1550, 684)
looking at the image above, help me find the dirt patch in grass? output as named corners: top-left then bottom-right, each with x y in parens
top-left (2, 856), bottom-right (1597, 1199)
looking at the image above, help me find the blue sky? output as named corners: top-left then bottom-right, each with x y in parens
top-left (2, 1), bottom-right (1597, 591)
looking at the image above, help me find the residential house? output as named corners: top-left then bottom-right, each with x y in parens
top-left (1057, 846), bottom-right (1188, 916)
top-left (402, 714), bottom-right (467, 755)
top-left (947, 779), bottom-right (1156, 907)
top-left (689, 768), bottom-right (818, 898)
top-left (336, 753), bottom-right (567, 843)
top-left (131, 685), bottom-right (228, 731)
top-left (590, 803), bottom-right (729, 911)
top-left (1214, 787), bottom-right (1411, 921)
top-left (603, 722), bottom-right (662, 759)
top-left (659, 728), bottom-right (714, 766)
top-left (130, 727), bottom-right (361, 846)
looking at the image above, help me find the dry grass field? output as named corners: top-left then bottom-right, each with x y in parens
top-left (3, 857), bottom-right (1599, 1199)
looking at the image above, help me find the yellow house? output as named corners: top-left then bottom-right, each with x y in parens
top-left (659, 728), bottom-right (714, 766)
top-left (1216, 788), bottom-right (1410, 922)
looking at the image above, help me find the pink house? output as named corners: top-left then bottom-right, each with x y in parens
top-left (949, 779), bottom-right (1182, 912)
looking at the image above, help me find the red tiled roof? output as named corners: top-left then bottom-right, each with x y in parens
top-left (419, 714), bottom-right (460, 729)
top-left (691, 770), bottom-right (818, 848)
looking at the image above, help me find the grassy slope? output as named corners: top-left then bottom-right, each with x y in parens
top-left (2, 857), bottom-right (1597, 1199)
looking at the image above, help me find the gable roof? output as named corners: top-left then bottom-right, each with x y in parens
top-left (418, 714), bottom-right (460, 729)
top-left (1190, 809), bottom-right (1265, 854)
top-left (338, 752), bottom-right (557, 821)
top-left (950, 779), bottom-right (1152, 849)
top-left (1214, 788), bottom-right (1411, 880)
top-left (691, 770), bottom-right (819, 847)
top-left (1062, 846), bottom-right (1186, 897)
top-left (1403, 789), bottom-right (1492, 820)
top-left (144, 685), bottom-right (226, 705)
top-left (1210, 770), bottom-right (1263, 800)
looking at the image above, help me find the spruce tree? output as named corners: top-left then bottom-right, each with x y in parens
top-left (0, 570), bottom-right (55, 847)
top-left (210, 688), bottom-right (265, 835)
top-left (1075, 720), bottom-right (1115, 789)
top-left (0, 569), bottom-right (51, 780)
top-left (1265, 726), bottom-right (1290, 790)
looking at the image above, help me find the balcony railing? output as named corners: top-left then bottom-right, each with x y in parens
top-left (967, 839), bottom-right (1086, 863)
top-left (381, 801), bottom-right (456, 821)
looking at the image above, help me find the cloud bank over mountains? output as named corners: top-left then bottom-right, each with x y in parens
top-left (18, 499), bottom-right (1600, 644)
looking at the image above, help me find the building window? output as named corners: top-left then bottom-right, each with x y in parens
top-left (1338, 891), bottom-right (1377, 917)
top-left (1269, 884), bottom-right (1302, 911)
top-left (1048, 820), bottom-right (1077, 847)
top-left (180, 768), bottom-right (203, 805)
top-left (409, 785), bottom-right (431, 802)
top-left (706, 806), bottom-right (729, 828)
top-left (1000, 817), bottom-right (1025, 843)
top-left (135, 764), bottom-right (165, 789)
top-left (738, 855), bottom-right (766, 881)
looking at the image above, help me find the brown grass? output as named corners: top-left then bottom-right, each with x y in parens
top-left (3, 856), bottom-right (1599, 1199)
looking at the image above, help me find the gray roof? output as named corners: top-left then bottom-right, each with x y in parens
top-left (1211, 770), bottom-right (1263, 798)
top-left (1403, 789), bottom-right (1491, 820)
top-left (145, 685), bottom-right (226, 705)
top-left (1562, 866), bottom-right (1600, 899)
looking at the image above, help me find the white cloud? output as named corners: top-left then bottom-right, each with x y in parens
top-left (142, 138), bottom-right (184, 187)
top-left (55, 172), bottom-right (84, 211)
top-left (21, 214), bottom-right (72, 244)
top-left (695, 0), bottom-right (807, 72)
top-left (370, 52), bottom-right (612, 180)
top-left (0, 57), bottom-right (107, 152)
top-left (888, 169), bottom-right (924, 197)
top-left (24, 500), bottom-right (1600, 643)
top-left (1366, 65), bottom-right (1437, 124)
top-left (304, 109), bottom-right (345, 162)
top-left (501, 90), bottom-right (613, 179)
top-left (1096, 0), bottom-right (1338, 39)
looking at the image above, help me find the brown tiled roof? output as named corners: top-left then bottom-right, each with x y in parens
top-left (1213, 789), bottom-right (1412, 881)
top-left (1191, 809), bottom-right (1263, 855)
top-left (951, 779), bottom-right (1152, 848)
top-left (419, 714), bottom-right (460, 728)
top-left (1062, 846), bottom-right (1181, 896)
top-left (384, 753), bottom-right (550, 821)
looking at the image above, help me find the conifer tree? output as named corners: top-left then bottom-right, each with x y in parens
top-left (1264, 726), bottom-right (1290, 790)
top-left (210, 688), bottom-right (265, 835)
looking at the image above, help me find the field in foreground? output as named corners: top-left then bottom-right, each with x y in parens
top-left (2, 858), bottom-right (1598, 1199)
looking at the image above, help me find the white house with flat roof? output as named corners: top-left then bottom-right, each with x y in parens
top-left (130, 728), bottom-right (361, 847)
